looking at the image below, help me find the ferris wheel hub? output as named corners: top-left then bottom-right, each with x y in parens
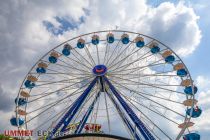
top-left (92, 65), bottom-right (107, 76)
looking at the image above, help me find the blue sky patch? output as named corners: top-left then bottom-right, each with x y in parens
top-left (147, 0), bottom-right (179, 7)
top-left (43, 16), bottom-right (85, 36)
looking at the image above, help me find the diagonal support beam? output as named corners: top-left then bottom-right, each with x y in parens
top-left (104, 76), bottom-right (155, 140)
top-left (106, 89), bottom-right (141, 140)
top-left (74, 91), bottom-right (101, 134)
top-left (47, 77), bottom-right (98, 140)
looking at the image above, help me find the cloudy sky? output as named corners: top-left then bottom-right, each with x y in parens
top-left (0, 0), bottom-right (210, 139)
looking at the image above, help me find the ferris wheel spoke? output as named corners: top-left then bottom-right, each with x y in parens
top-left (142, 119), bottom-right (161, 140)
top-left (34, 79), bottom-right (87, 88)
top-left (110, 82), bottom-right (183, 109)
top-left (30, 72), bottom-right (80, 83)
top-left (95, 44), bottom-right (100, 65)
top-left (105, 89), bottom-right (139, 140)
top-left (109, 50), bottom-right (165, 73)
top-left (26, 85), bottom-right (97, 124)
top-left (113, 81), bottom-right (180, 87)
top-left (109, 70), bottom-right (178, 79)
top-left (94, 91), bottom-right (101, 124)
top-left (42, 59), bottom-right (90, 74)
top-left (88, 87), bottom-right (104, 126)
top-left (115, 84), bottom-right (183, 105)
top-left (111, 82), bottom-right (185, 118)
top-left (29, 75), bottom-right (93, 89)
top-left (57, 58), bottom-right (91, 74)
top-left (28, 77), bottom-right (94, 103)
top-left (54, 50), bottom-right (92, 70)
top-left (34, 101), bottom-right (73, 130)
top-left (27, 88), bottom-right (88, 114)
top-left (33, 69), bottom-right (90, 77)
top-left (107, 38), bottom-right (137, 68)
top-left (109, 74), bottom-right (180, 86)
top-left (117, 90), bottom-right (180, 126)
top-left (31, 72), bottom-right (91, 76)
top-left (105, 38), bottom-right (121, 65)
top-left (29, 80), bottom-right (93, 102)
top-left (111, 55), bottom-right (174, 76)
top-left (108, 46), bottom-right (143, 71)
top-left (109, 74), bottom-right (177, 82)
top-left (110, 81), bottom-right (185, 118)
top-left (36, 75), bottom-right (91, 83)
top-left (133, 113), bottom-right (162, 140)
top-left (108, 40), bottom-right (155, 70)
top-left (29, 60), bottom-right (91, 75)
top-left (103, 91), bottom-right (111, 133)
top-left (140, 118), bottom-right (162, 140)
top-left (34, 75), bottom-right (92, 87)
top-left (71, 47), bottom-right (94, 68)
top-left (109, 76), bottom-right (185, 95)
top-left (71, 87), bottom-right (99, 125)
top-left (109, 74), bottom-right (178, 85)
top-left (48, 88), bottom-right (97, 131)
top-left (122, 94), bottom-right (173, 140)
top-left (108, 61), bottom-right (169, 74)
top-left (28, 89), bottom-right (80, 104)
top-left (107, 42), bottom-right (147, 70)
top-left (110, 75), bottom-right (176, 86)
top-left (84, 45), bottom-right (96, 66)
top-left (107, 38), bottom-right (135, 67)
top-left (109, 51), bottom-right (153, 73)
top-left (106, 85), bottom-right (171, 139)
top-left (57, 59), bottom-right (90, 74)
top-left (103, 42), bottom-right (110, 64)
top-left (28, 98), bottom-right (73, 115)
top-left (40, 68), bottom-right (92, 76)
top-left (28, 89), bottom-right (50, 97)
top-left (26, 100), bottom-right (70, 124)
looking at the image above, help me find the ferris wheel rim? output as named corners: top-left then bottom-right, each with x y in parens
top-left (14, 30), bottom-right (197, 140)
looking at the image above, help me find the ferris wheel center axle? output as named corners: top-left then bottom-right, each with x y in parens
top-left (92, 65), bottom-right (107, 76)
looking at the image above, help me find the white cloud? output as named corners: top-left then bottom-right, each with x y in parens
top-left (196, 76), bottom-right (210, 90)
top-left (0, 0), bottom-right (204, 139)
top-left (0, 111), bottom-right (14, 134)
top-left (70, 1), bottom-right (201, 56)
top-left (137, 2), bottom-right (201, 56)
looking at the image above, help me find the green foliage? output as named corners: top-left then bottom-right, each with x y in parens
top-left (0, 134), bottom-right (15, 139)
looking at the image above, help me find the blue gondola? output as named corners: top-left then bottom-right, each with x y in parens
top-left (62, 48), bottom-right (70, 56)
top-left (184, 86), bottom-right (198, 95)
top-left (48, 56), bottom-right (57, 63)
top-left (24, 80), bottom-right (35, 89)
top-left (136, 40), bottom-right (145, 48)
top-left (107, 35), bottom-right (114, 43)
top-left (165, 55), bottom-right (175, 63)
top-left (121, 35), bottom-right (129, 44)
top-left (62, 44), bottom-right (71, 56)
top-left (15, 97), bottom-right (27, 106)
top-left (10, 117), bottom-right (25, 126)
top-left (177, 69), bottom-right (187, 77)
top-left (183, 133), bottom-right (200, 140)
top-left (36, 67), bottom-right (46, 73)
top-left (77, 40), bottom-right (85, 49)
top-left (151, 46), bottom-right (160, 54)
top-left (92, 37), bottom-right (99, 45)
top-left (77, 42), bottom-right (85, 49)
top-left (186, 107), bottom-right (202, 118)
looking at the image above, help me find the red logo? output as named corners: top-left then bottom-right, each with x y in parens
top-left (4, 130), bottom-right (33, 137)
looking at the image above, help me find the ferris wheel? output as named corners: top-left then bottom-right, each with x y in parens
top-left (11, 30), bottom-right (202, 140)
